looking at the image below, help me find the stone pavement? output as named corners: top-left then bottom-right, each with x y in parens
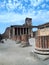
top-left (0, 39), bottom-right (48, 65)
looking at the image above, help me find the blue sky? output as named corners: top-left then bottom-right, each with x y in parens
top-left (0, 0), bottom-right (49, 34)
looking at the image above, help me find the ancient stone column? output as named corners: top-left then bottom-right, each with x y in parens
top-left (28, 28), bottom-right (30, 34)
top-left (21, 34), bottom-right (29, 47)
top-left (37, 29), bottom-right (40, 36)
top-left (23, 28), bottom-right (24, 34)
top-left (31, 31), bottom-right (33, 38)
top-left (12, 27), bottom-right (15, 37)
top-left (28, 28), bottom-right (31, 38)
top-left (26, 28), bottom-right (27, 34)
top-left (17, 28), bottom-right (18, 36)
top-left (16, 28), bottom-right (21, 43)
top-left (20, 28), bottom-right (21, 35)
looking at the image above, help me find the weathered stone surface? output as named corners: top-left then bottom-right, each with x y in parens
top-left (21, 34), bottom-right (29, 47)
top-left (2, 27), bottom-right (10, 39)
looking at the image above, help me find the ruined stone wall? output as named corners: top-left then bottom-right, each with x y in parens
top-left (2, 27), bottom-right (10, 39)
top-left (37, 28), bottom-right (49, 36)
top-left (25, 18), bottom-right (32, 26)
top-left (35, 27), bottom-right (49, 49)
top-left (35, 36), bottom-right (49, 48)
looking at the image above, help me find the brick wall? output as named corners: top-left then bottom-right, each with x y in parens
top-left (37, 28), bottom-right (49, 36)
top-left (35, 36), bottom-right (49, 48)
top-left (2, 27), bottom-right (10, 39)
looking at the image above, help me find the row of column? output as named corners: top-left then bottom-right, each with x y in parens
top-left (9, 27), bottom-right (33, 39)
top-left (12, 27), bottom-right (31, 36)
top-left (9, 27), bottom-right (15, 38)
top-left (36, 36), bottom-right (49, 48)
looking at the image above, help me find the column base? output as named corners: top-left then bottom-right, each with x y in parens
top-left (31, 48), bottom-right (49, 60)
top-left (34, 48), bottom-right (49, 55)
top-left (21, 41), bottom-right (29, 47)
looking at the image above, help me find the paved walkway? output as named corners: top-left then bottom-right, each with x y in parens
top-left (0, 39), bottom-right (48, 65)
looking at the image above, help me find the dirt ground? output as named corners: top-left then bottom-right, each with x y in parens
top-left (0, 39), bottom-right (48, 65)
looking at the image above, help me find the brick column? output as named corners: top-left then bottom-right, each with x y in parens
top-left (12, 27), bottom-right (15, 37)
top-left (26, 28), bottom-right (27, 34)
top-left (20, 28), bottom-right (21, 35)
top-left (31, 31), bottom-right (33, 37)
top-left (17, 28), bottom-right (18, 36)
top-left (28, 28), bottom-right (30, 34)
top-left (38, 29), bottom-right (40, 36)
top-left (23, 28), bottom-right (24, 34)
top-left (28, 28), bottom-right (31, 38)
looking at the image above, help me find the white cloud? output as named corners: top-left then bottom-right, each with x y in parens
top-left (6, 3), bottom-right (14, 10)
top-left (32, 10), bottom-right (49, 25)
top-left (0, 10), bottom-right (49, 26)
top-left (8, 0), bottom-right (12, 3)
top-left (0, 0), bottom-right (49, 34)
top-left (24, 0), bottom-right (29, 2)
top-left (0, 12), bottom-right (25, 23)
top-left (16, 3), bottom-right (23, 10)
top-left (41, 3), bottom-right (46, 8)
top-left (0, 2), bottom-right (5, 8)
top-left (30, 0), bottom-right (44, 7)
top-left (5, 0), bottom-right (22, 11)
top-left (46, 4), bottom-right (49, 8)
top-left (0, 0), bottom-right (49, 25)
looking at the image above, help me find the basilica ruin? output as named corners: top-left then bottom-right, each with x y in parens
top-left (35, 23), bottom-right (49, 55)
top-left (3, 18), bottom-right (34, 46)
top-left (2, 17), bottom-right (49, 54)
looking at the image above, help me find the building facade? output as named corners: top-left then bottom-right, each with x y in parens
top-left (2, 17), bottom-right (49, 51)
top-left (35, 23), bottom-right (49, 55)
top-left (6, 18), bottom-right (33, 46)
top-left (9, 18), bottom-right (32, 39)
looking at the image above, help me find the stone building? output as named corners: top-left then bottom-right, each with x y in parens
top-left (9, 18), bottom-right (32, 39)
top-left (37, 23), bottom-right (49, 36)
top-left (2, 27), bottom-right (10, 39)
top-left (35, 22), bottom-right (49, 55)
top-left (6, 18), bottom-right (33, 46)
top-left (3, 17), bottom-right (49, 49)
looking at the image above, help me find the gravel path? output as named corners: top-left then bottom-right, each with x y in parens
top-left (0, 39), bottom-right (48, 65)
